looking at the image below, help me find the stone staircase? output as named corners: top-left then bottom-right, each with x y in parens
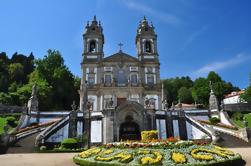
top-left (6, 132), bottom-right (40, 153)
top-left (216, 131), bottom-right (251, 147)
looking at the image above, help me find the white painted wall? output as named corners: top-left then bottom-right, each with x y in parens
top-left (223, 95), bottom-right (243, 104)
top-left (46, 124), bottom-right (69, 142)
top-left (173, 120), bottom-right (179, 138)
top-left (156, 119), bottom-right (166, 139)
top-left (91, 120), bottom-right (102, 143)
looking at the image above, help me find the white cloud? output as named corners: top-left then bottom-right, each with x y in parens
top-left (192, 53), bottom-right (251, 77)
top-left (123, 0), bottom-right (180, 25)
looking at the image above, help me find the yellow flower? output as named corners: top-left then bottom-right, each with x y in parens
top-left (191, 148), bottom-right (214, 161)
top-left (172, 152), bottom-right (186, 164)
top-left (214, 146), bottom-right (234, 156)
top-left (79, 148), bottom-right (101, 158)
top-left (140, 151), bottom-right (163, 165)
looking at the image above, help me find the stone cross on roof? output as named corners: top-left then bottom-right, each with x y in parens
top-left (118, 42), bottom-right (123, 51)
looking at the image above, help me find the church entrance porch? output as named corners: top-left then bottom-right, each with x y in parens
top-left (119, 121), bottom-right (141, 141)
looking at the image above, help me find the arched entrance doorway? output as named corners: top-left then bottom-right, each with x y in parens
top-left (119, 121), bottom-right (141, 141)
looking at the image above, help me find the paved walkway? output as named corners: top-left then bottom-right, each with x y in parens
top-left (0, 148), bottom-right (250, 166)
top-left (0, 153), bottom-right (78, 166)
top-left (230, 148), bottom-right (251, 165)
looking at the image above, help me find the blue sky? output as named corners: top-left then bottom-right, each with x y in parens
top-left (0, 0), bottom-right (251, 89)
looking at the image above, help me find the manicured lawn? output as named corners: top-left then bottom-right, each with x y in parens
top-left (0, 117), bottom-right (7, 135)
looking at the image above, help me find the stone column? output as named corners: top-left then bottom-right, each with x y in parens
top-left (165, 111), bottom-right (173, 138)
top-left (68, 102), bottom-right (78, 138)
top-left (178, 110), bottom-right (187, 140)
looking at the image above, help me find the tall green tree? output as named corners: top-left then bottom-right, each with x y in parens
top-left (8, 63), bottom-right (24, 84)
top-left (178, 87), bottom-right (193, 104)
top-left (0, 52), bottom-right (9, 93)
top-left (34, 49), bottom-right (79, 110)
top-left (241, 86), bottom-right (251, 103)
top-left (207, 71), bottom-right (239, 101)
top-left (163, 76), bottom-right (193, 106)
top-left (192, 77), bottom-right (210, 106)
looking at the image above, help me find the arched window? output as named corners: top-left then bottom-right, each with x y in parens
top-left (89, 40), bottom-right (96, 53)
top-left (145, 41), bottom-right (152, 53)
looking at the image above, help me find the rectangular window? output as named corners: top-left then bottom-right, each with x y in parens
top-left (104, 74), bottom-right (112, 86)
top-left (147, 75), bottom-right (154, 85)
top-left (131, 74), bottom-right (138, 86)
top-left (88, 74), bottom-right (95, 85)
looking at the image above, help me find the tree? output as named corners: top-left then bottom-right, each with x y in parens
top-left (241, 86), bottom-right (251, 103)
top-left (34, 49), bottom-right (79, 110)
top-left (249, 72), bottom-right (251, 86)
top-left (0, 52), bottom-right (9, 93)
top-left (178, 87), bottom-right (193, 104)
top-left (192, 77), bottom-right (210, 106)
top-left (163, 76), bottom-right (193, 106)
top-left (207, 71), bottom-right (239, 102)
top-left (8, 63), bottom-right (24, 84)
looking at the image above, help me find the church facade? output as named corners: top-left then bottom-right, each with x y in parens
top-left (79, 16), bottom-right (163, 143)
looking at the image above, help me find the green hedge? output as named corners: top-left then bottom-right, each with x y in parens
top-left (6, 116), bottom-right (17, 128)
top-left (60, 138), bottom-right (78, 149)
top-left (209, 117), bottom-right (220, 124)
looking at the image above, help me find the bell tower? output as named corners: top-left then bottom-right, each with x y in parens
top-left (80, 16), bottom-right (104, 112)
top-left (83, 15), bottom-right (104, 61)
top-left (136, 16), bottom-right (158, 61)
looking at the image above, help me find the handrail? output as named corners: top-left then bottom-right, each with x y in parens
top-left (185, 115), bottom-right (218, 141)
top-left (35, 114), bottom-right (70, 146)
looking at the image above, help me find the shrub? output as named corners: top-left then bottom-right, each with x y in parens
top-left (76, 134), bottom-right (88, 147)
top-left (209, 117), bottom-right (220, 124)
top-left (40, 146), bottom-right (47, 151)
top-left (60, 138), bottom-right (78, 149)
top-left (6, 116), bottom-right (17, 128)
top-left (232, 112), bottom-right (244, 121)
top-left (141, 130), bottom-right (158, 141)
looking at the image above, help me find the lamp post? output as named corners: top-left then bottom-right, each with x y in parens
top-left (87, 101), bottom-right (92, 149)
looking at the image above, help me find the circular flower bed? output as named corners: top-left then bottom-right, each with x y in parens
top-left (73, 141), bottom-right (244, 166)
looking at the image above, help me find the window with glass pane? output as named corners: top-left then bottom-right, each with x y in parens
top-left (88, 74), bottom-right (95, 85)
top-left (131, 74), bottom-right (138, 86)
top-left (147, 75), bottom-right (154, 85)
top-left (117, 70), bottom-right (126, 86)
top-left (104, 74), bottom-right (112, 86)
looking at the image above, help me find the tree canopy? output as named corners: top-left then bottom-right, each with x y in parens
top-left (163, 71), bottom-right (239, 107)
top-left (0, 50), bottom-right (80, 111)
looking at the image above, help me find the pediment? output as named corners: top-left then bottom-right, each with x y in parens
top-left (103, 51), bottom-right (139, 63)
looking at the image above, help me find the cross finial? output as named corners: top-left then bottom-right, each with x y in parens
top-left (118, 42), bottom-right (123, 51)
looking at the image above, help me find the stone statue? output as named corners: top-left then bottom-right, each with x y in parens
top-left (71, 101), bottom-right (77, 111)
top-left (162, 99), bottom-right (168, 110)
top-left (32, 84), bottom-right (38, 96)
top-left (109, 98), bottom-right (113, 108)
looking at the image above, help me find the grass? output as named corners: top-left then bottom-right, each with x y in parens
top-left (0, 117), bottom-right (7, 135)
top-left (232, 113), bottom-right (251, 128)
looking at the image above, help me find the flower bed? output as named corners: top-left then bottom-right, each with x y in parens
top-left (73, 141), bottom-right (244, 166)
